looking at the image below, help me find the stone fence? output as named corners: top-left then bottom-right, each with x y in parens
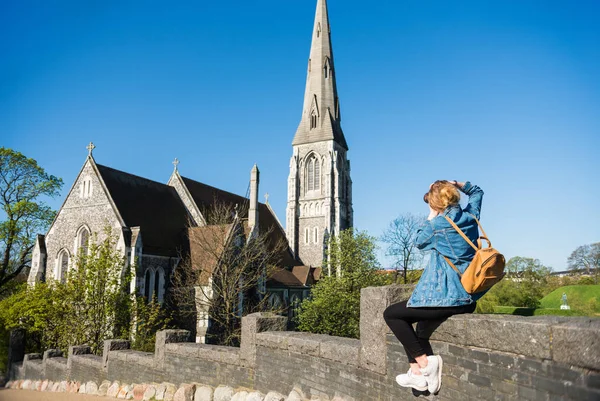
top-left (6, 285), bottom-right (600, 401)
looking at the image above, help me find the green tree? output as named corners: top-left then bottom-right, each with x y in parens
top-left (568, 243), bottom-right (600, 283)
top-left (58, 230), bottom-right (132, 353)
top-left (480, 256), bottom-right (551, 309)
top-left (0, 229), bottom-right (135, 354)
top-left (381, 213), bottom-right (426, 284)
top-left (0, 148), bottom-right (63, 296)
top-left (296, 229), bottom-right (387, 338)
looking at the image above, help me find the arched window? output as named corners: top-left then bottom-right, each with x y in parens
top-left (310, 110), bottom-right (318, 129)
top-left (314, 159), bottom-right (320, 190)
top-left (155, 269), bottom-right (165, 303)
top-left (78, 227), bottom-right (90, 256)
top-left (307, 159), bottom-right (314, 191)
top-left (314, 227), bottom-right (319, 244)
top-left (306, 155), bottom-right (320, 193)
top-left (304, 228), bottom-right (309, 244)
top-left (57, 250), bottom-right (69, 283)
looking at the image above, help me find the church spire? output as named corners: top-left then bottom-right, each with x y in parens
top-left (293, 0), bottom-right (348, 150)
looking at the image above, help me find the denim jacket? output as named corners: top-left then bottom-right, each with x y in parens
top-left (407, 182), bottom-right (485, 308)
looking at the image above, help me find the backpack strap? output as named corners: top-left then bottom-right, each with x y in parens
top-left (443, 215), bottom-right (478, 251)
top-left (443, 256), bottom-right (463, 278)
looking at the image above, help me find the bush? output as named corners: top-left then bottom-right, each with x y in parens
top-left (296, 229), bottom-right (387, 338)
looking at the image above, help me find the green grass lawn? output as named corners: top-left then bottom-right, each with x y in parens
top-left (540, 285), bottom-right (600, 314)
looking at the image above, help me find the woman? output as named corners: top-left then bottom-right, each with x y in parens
top-left (383, 180), bottom-right (484, 394)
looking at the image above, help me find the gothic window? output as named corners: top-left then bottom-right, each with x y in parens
top-left (324, 64), bottom-right (328, 78)
top-left (317, 22), bottom-right (321, 38)
top-left (307, 160), bottom-right (314, 191)
top-left (314, 227), bottom-right (319, 244)
top-left (310, 110), bottom-right (318, 129)
top-left (306, 156), bottom-right (321, 193)
top-left (57, 250), bottom-right (69, 283)
top-left (305, 228), bottom-right (309, 244)
top-left (77, 226), bottom-right (90, 256)
top-left (79, 176), bottom-right (93, 199)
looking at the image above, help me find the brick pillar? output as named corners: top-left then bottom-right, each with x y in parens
top-left (359, 284), bottom-right (415, 374)
top-left (240, 312), bottom-right (287, 368)
top-left (102, 339), bottom-right (130, 369)
top-left (154, 330), bottom-right (190, 368)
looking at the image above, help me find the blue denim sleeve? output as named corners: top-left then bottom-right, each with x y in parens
top-left (414, 220), bottom-right (435, 250)
top-left (462, 181), bottom-right (484, 219)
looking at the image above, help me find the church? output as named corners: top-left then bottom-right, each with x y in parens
top-left (27, 0), bottom-right (353, 340)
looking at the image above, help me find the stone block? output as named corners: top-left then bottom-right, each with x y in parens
top-left (247, 391), bottom-right (264, 401)
top-left (155, 383), bottom-right (168, 400)
top-left (118, 384), bottom-right (132, 399)
top-left (103, 339), bottom-right (130, 369)
top-left (43, 349), bottom-right (63, 361)
top-left (98, 380), bottom-right (111, 396)
top-left (214, 385), bottom-right (235, 401)
top-left (241, 312), bottom-right (287, 367)
top-left (231, 390), bottom-right (249, 401)
top-left (359, 284), bottom-right (414, 374)
top-left (59, 381), bottom-right (68, 392)
top-left (319, 337), bottom-right (360, 367)
top-left (107, 381), bottom-right (121, 397)
top-left (87, 381), bottom-right (99, 395)
top-left (155, 330), bottom-right (190, 367)
top-left (67, 345), bottom-right (91, 369)
top-left (174, 383), bottom-right (196, 401)
top-left (78, 382), bottom-right (87, 394)
top-left (41, 379), bottom-right (50, 391)
top-left (552, 318), bottom-right (600, 370)
top-left (164, 383), bottom-right (178, 401)
top-left (264, 392), bottom-right (285, 401)
top-left (143, 385), bottom-right (157, 401)
top-left (133, 383), bottom-right (148, 400)
top-left (22, 379), bottom-right (32, 390)
top-left (286, 387), bottom-right (307, 401)
top-left (465, 315), bottom-right (552, 359)
top-left (195, 385), bottom-right (214, 401)
top-left (429, 316), bottom-right (469, 345)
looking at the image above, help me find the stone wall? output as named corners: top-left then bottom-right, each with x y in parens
top-left (8, 285), bottom-right (600, 400)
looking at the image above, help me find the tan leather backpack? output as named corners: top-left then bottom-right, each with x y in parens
top-left (442, 214), bottom-right (506, 294)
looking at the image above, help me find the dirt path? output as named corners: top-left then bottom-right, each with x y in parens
top-left (0, 389), bottom-right (113, 400)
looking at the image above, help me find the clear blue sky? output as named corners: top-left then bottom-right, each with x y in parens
top-left (2, 0), bottom-right (599, 271)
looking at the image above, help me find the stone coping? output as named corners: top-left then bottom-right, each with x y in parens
top-left (71, 354), bottom-right (103, 368)
top-left (256, 331), bottom-right (361, 367)
top-left (165, 342), bottom-right (240, 365)
top-left (108, 350), bottom-right (154, 367)
top-left (45, 357), bottom-right (68, 367)
top-left (384, 314), bottom-right (600, 371)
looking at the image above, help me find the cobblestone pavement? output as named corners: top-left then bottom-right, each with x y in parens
top-left (0, 389), bottom-right (113, 400)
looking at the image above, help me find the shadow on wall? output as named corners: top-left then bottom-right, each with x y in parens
top-left (6, 285), bottom-right (600, 401)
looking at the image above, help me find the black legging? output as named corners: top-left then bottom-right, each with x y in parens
top-left (383, 300), bottom-right (476, 363)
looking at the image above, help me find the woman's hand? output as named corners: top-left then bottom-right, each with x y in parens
top-left (450, 180), bottom-right (465, 189)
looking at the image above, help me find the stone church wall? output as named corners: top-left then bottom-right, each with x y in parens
top-left (43, 159), bottom-right (123, 281)
top-left (8, 285), bottom-right (600, 400)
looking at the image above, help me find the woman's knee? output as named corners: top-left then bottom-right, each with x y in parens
top-left (383, 301), bottom-right (407, 322)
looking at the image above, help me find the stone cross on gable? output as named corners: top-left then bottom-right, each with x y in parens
top-left (172, 158), bottom-right (180, 171)
top-left (86, 142), bottom-right (95, 156)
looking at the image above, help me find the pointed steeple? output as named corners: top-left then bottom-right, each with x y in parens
top-left (293, 0), bottom-right (348, 150)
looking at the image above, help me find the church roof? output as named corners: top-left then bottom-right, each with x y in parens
top-left (181, 176), bottom-right (297, 267)
top-left (96, 164), bottom-right (190, 257)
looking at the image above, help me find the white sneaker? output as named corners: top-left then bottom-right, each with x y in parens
top-left (420, 355), bottom-right (443, 394)
top-left (395, 369), bottom-right (428, 391)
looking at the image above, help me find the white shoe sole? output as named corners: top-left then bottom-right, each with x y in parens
top-left (396, 381), bottom-right (428, 392)
top-left (434, 355), bottom-right (443, 393)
